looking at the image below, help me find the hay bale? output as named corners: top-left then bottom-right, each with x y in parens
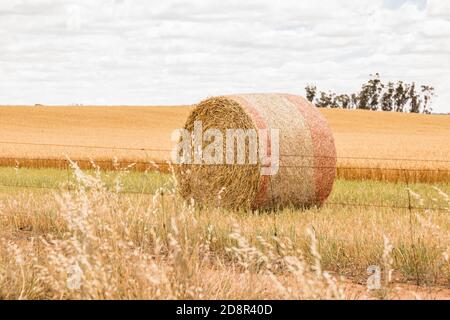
top-left (175, 93), bottom-right (336, 210)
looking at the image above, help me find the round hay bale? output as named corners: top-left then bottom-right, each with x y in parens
top-left (175, 93), bottom-right (336, 210)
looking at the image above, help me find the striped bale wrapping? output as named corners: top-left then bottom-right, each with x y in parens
top-left (176, 93), bottom-right (336, 210)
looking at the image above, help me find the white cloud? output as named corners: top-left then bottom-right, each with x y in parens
top-left (0, 0), bottom-right (448, 112)
top-left (427, 0), bottom-right (450, 17)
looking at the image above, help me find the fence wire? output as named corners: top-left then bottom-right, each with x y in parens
top-left (1, 158), bottom-right (450, 172)
top-left (0, 181), bottom-right (447, 211)
top-left (0, 140), bottom-right (448, 212)
top-left (1, 140), bottom-right (450, 163)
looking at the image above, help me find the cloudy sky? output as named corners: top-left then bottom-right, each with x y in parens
top-left (0, 0), bottom-right (449, 112)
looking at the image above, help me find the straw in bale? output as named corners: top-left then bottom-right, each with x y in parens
top-left (175, 93), bottom-right (336, 210)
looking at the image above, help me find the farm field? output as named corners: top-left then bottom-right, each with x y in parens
top-left (0, 166), bottom-right (448, 299)
top-left (0, 105), bottom-right (448, 299)
top-left (3, 0), bottom-right (449, 304)
top-left (0, 105), bottom-right (449, 182)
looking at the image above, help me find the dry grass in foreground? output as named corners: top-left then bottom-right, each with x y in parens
top-left (0, 165), bottom-right (448, 299)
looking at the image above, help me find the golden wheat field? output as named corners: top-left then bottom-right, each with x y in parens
top-left (0, 105), bottom-right (449, 182)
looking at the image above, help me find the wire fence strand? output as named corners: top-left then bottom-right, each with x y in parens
top-left (0, 182), bottom-right (447, 211)
top-left (0, 140), bottom-right (448, 212)
top-left (1, 140), bottom-right (450, 163)
top-left (1, 157), bottom-right (450, 172)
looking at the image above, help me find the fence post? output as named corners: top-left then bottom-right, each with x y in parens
top-left (403, 169), bottom-right (421, 285)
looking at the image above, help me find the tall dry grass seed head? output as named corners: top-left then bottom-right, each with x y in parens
top-left (0, 161), bottom-right (448, 299)
top-left (1, 162), bottom-right (177, 299)
top-left (412, 187), bottom-right (450, 283)
top-left (227, 224), bottom-right (344, 299)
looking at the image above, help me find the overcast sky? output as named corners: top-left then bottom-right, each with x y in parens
top-left (0, 0), bottom-right (449, 112)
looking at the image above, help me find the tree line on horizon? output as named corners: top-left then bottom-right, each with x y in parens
top-left (305, 73), bottom-right (435, 114)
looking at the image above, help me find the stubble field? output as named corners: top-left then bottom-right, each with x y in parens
top-left (0, 105), bottom-right (448, 299)
top-left (0, 105), bottom-right (449, 182)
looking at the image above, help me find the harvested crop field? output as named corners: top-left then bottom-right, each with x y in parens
top-left (0, 104), bottom-right (448, 300)
top-left (0, 105), bottom-right (449, 182)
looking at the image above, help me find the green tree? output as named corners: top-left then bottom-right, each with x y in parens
top-left (336, 94), bottom-right (351, 109)
top-left (393, 81), bottom-right (410, 112)
top-left (305, 85), bottom-right (317, 103)
top-left (408, 82), bottom-right (421, 113)
top-left (305, 74), bottom-right (435, 113)
top-left (368, 73), bottom-right (384, 111)
top-left (421, 85), bottom-right (435, 114)
top-left (381, 82), bottom-right (394, 112)
top-left (315, 91), bottom-right (333, 108)
top-left (350, 93), bottom-right (359, 109)
top-left (357, 80), bottom-right (371, 110)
